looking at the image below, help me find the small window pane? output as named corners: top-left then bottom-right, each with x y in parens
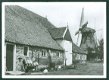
top-left (24, 47), bottom-right (28, 56)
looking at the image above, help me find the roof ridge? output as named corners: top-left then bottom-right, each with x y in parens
top-left (5, 5), bottom-right (64, 51)
top-left (6, 5), bottom-right (45, 22)
top-left (15, 5), bottom-right (45, 19)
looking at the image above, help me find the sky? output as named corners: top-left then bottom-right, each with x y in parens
top-left (17, 2), bottom-right (106, 45)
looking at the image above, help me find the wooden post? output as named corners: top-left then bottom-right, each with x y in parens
top-left (65, 59), bottom-right (66, 66)
top-left (38, 53), bottom-right (39, 63)
top-left (64, 53), bottom-right (66, 66)
top-left (72, 52), bottom-right (74, 65)
top-left (27, 47), bottom-right (29, 57)
top-left (13, 44), bottom-right (16, 71)
top-left (4, 43), bottom-right (6, 71)
top-left (48, 49), bottom-right (52, 68)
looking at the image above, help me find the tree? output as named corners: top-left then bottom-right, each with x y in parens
top-left (98, 38), bottom-right (104, 60)
top-left (95, 38), bottom-right (104, 60)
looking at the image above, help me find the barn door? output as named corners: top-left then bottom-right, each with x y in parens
top-left (6, 44), bottom-right (14, 71)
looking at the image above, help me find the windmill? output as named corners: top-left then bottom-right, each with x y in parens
top-left (75, 8), bottom-right (84, 45)
top-left (75, 8), bottom-right (97, 60)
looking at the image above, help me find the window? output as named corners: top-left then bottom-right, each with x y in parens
top-left (24, 47), bottom-right (28, 56)
top-left (56, 52), bottom-right (60, 57)
top-left (42, 50), bottom-right (46, 57)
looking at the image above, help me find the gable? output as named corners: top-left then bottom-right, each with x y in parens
top-left (64, 29), bottom-right (72, 41)
top-left (49, 27), bottom-right (72, 42)
top-left (49, 27), bottom-right (66, 39)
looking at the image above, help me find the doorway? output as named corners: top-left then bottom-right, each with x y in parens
top-left (6, 44), bottom-right (14, 71)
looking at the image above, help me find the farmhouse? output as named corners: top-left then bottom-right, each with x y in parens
top-left (5, 5), bottom-right (86, 72)
top-left (5, 5), bottom-right (65, 71)
top-left (49, 27), bottom-right (87, 64)
top-left (72, 43), bottom-right (87, 64)
top-left (49, 27), bottom-right (72, 65)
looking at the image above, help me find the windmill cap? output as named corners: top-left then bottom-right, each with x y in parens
top-left (82, 21), bottom-right (88, 28)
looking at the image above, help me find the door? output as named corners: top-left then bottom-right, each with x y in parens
top-left (6, 44), bottom-right (14, 71)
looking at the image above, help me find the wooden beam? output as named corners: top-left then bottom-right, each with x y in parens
top-left (13, 44), bottom-right (16, 71)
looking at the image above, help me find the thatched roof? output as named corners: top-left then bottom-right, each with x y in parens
top-left (72, 42), bottom-right (86, 54)
top-left (6, 5), bottom-right (56, 29)
top-left (49, 27), bottom-right (66, 39)
top-left (49, 27), bottom-right (85, 53)
top-left (5, 5), bottom-right (64, 51)
top-left (49, 27), bottom-right (72, 41)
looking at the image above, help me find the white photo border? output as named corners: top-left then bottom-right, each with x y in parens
top-left (2, 2), bottom-right (107, 78)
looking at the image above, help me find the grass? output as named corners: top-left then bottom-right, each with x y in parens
top-left (19, 62), bottom-right (103, 75)
top-left (44, 62), bottom-right (103, 75)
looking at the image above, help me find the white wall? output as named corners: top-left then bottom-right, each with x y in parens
top-left (56, 40), bottom-right (72, 65)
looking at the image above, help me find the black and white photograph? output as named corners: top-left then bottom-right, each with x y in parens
top-left (2, 2), bottom-right (106, 78)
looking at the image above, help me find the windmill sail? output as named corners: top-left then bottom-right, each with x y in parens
top-left (76, 8), bottom-right (85, 45)
top-left (80, 8), bottom-right (84, 28)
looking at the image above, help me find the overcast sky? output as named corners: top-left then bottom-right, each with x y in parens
top-left (17, 2), bottom-right (106, 45)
